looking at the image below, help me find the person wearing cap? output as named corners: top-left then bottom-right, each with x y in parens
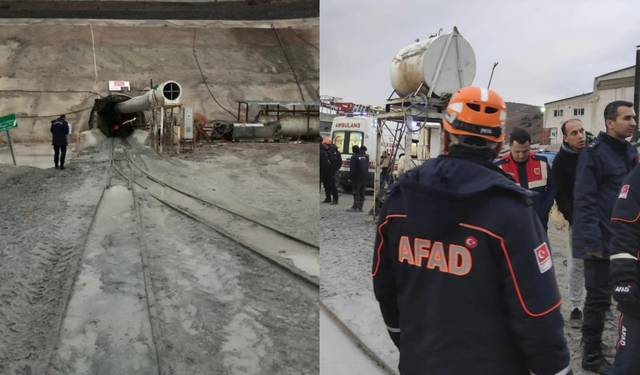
top-left (50, 114), bottom-right (69, 170)
top-left (372, 86), bottom-right (571, 374)
top-left (320, 138), bottom-right (339, 204)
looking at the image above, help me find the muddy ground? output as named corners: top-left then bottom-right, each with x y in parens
top-left (0, 136), bottom-right (318, 374)
top-left (320, 190), bottom-right (620, 375)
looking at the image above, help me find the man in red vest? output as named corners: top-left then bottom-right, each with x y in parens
top-left (495, 128), bottom-right (557, 231)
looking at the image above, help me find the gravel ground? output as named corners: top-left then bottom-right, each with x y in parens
top-left (320, 191), bottom-right (620, 374)
top-left (0, 135), bottom-right (318, 374)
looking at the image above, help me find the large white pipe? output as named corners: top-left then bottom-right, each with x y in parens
top-left (114, 81), bottom-right (182, 114)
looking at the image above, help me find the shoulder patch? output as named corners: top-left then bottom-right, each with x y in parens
top-left (619, 184), bottom-right (630, 199)
top-left (534, 242), bottom-right (553, 273)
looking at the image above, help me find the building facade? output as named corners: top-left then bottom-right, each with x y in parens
top-left (543, 66), bottom-right (635, 145)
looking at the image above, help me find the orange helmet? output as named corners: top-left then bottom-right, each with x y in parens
top-left (322, 138), bottom-right (331, 145)
top-left (443, 86), bottom-right (507, 143)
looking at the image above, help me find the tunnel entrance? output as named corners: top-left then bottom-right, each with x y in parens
top-left (89, 95), bottom-right (146, 138)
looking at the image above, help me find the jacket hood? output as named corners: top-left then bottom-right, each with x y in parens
top-left (387, 154), bottom-right (534, 237)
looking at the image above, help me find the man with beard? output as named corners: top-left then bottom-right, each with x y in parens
top-left (573, 100), bottom-right (638, 373)
top-left (552, 119), bottom-right (596, 328)
top-left (495, 128), bottom-right (556, 232)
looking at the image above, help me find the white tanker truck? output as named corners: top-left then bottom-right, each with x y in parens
top-left (331, 27), bottom-right (477, 191)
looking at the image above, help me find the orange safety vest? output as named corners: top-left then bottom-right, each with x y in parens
top-left (497, 153), bottom-right (549, 189)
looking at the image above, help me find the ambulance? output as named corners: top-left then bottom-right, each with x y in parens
top-left (329, 115), bottom-right (425, 190)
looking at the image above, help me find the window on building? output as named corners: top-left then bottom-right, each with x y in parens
top-left (574, 108), bottom-right (584, 116)
top-left (553, 109), bottom-right (564, 117)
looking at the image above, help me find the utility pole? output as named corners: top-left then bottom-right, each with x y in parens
top-left (488, 62), bottom-right (499, 89)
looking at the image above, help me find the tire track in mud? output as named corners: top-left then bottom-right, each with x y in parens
top-left (47, 140), bottom-right (160, 375)
top-left (0, 155), bottom-right (109, 374)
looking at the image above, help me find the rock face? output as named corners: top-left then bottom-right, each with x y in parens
top-left (0, 1), bottom-right (320, 20)
top-left (0, 19), bottom-right (319, 144)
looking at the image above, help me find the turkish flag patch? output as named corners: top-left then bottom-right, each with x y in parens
top-left (619, 184), bottom-right (630, 199)
top-left (534, 242), bottom-right (552, 273)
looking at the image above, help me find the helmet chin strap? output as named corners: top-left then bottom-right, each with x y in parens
top-left (444, 132), bottom-right (503, 159)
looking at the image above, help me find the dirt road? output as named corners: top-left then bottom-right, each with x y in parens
top-left (0, 135), bottom-right (319, 374)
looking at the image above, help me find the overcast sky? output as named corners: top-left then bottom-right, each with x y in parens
top-left (320, 0), bottom-right (640, 107)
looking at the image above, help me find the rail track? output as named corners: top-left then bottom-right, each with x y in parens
top-left (48, 137), bottom-right (319, 374)
top-left (116, 138), bottom-right (319, 286)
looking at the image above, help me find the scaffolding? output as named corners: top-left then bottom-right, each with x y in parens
top-left (372, 92), bottom-right (449, 218)
top-left (149, 104), bottom-right (183, 154)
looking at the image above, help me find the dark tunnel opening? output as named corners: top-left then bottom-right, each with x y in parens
top-left (89, 95), bottom-right (146, 138)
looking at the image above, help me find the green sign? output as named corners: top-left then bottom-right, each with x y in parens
top-left (0, 114), bottom-right (17, 132)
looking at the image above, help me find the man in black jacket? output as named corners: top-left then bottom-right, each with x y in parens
top-left (347, 145), bottom-right (368, 212)
top-left (50, 114), bottom-right (69, 169)
top-left (552, 119), bottom-right (595, 328)
top-left (373, 87), bottom-right (571, 375)
top-left (320, 138), bottom-right (338, 204)
top-left (573, 100), bottom-right (638, 373)
top-left (609, 162), bottom-right (640, 374)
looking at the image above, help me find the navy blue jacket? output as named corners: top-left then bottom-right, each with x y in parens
top-left (50, 117), bottom-right (69, 146)
top-left (572, 132), bottom-right (638, 259)
top-left (349, 153), bottom-right (368, 182)
top-left (373, 154), bottom-right (571, 375)
top-left (320, 144), bottom-right (332, 178)
top-left (610, 163), bottom-right (640, 318)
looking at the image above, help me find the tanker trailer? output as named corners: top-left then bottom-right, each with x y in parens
top-left (389, 27), bottom-right (476, 98)
top-left (254, 115), bottom-right (319, 139)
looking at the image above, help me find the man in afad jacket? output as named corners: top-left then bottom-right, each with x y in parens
top-left (608, 162), bottom-right (640, 374)
top-left (50, 114), bottom-right (70, 170)
top-left (495, 128), bottom-right (556, 231)
top-left (373, 86), bottom-right (571, 375)
top-left (552, 119), bottom-right (596, 328)
top-left (572, 100), bottom-right (638, 374)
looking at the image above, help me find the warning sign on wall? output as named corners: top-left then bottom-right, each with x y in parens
top-left (109, 81), bottom-right (131, 91)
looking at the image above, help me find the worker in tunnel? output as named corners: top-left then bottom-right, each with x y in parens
top-left (372, 86), bottom-right (571, 375)
top-left (51, 114), bottom-right (69, 170)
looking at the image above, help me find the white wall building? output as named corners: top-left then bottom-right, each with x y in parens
top-left (543, 66), bottom-right (635, 145)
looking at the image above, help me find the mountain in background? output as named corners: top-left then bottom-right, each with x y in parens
top-left (505, 102), bottom-right (544, 143)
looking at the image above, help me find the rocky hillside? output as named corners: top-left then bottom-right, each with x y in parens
top-left (0, 19), bottom-right (318, 144)
top-left (505, 102), bottom-right (544, 143)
